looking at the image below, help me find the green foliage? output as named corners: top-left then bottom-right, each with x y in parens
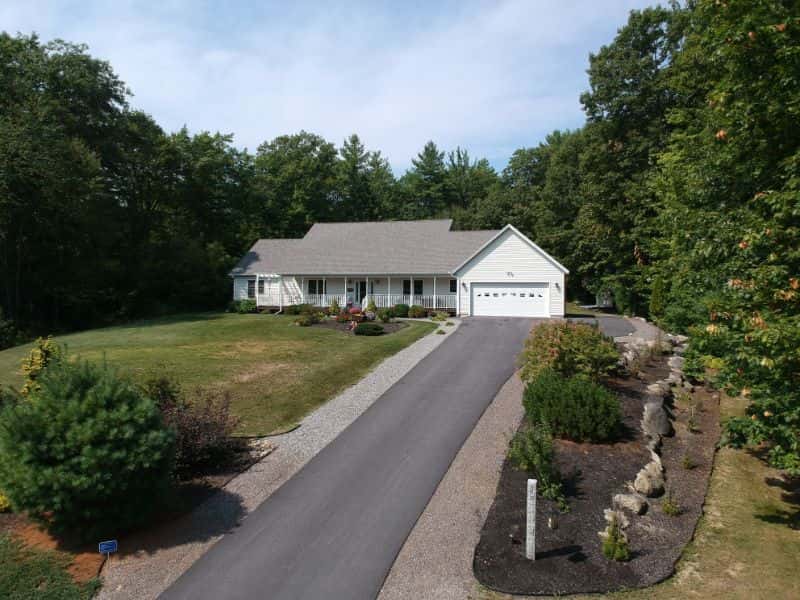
top-left (354, 322), bottom-right (384, 336)
top-left (523, 369), bottom-right (621, 443)
top-left (0, 534), bottom-right (100, 600)
top-left (407, 305), bottom-right (426, 318)
top-left (393, 303), bottom-right (409, 318)
top-left (518, 321), bottom-right (619, 383)
top-left (0, 492), bottom-right (9, 513)
top-left (20, 336), bottom-right (63, 396)
top-left (430, 311), bottom-right (448, 322)
top-left (0, 360), bottom-right (174, 540)
top-left (229, 299), bottom-right (257, 314)
top-left (366, 299), bottom-right (377, 313)
top-left (0, 309), bottom-right (19, 351)
top-left (144, 377), bottom-right (240, 478)
top-left (602, 514), bottom-right (630, 562)
top-left (662, 489), bottom-right (682, 516)
top-left (649, 276), bottom-right (666, 319)
top-left (377, 308), bottom-right (394, 323)
top-left (329, 297), bottom-right (340, 315)
top-left (508, 422), bottom-right (566, 507)
top-left (294, 314), bottom-right (318, 327)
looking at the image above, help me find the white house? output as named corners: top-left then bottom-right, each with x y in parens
top-left (229, 220), bottom-right (568, 318)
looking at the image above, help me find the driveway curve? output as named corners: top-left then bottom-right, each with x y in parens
top-left (161, 317), bottom-right (533, 600)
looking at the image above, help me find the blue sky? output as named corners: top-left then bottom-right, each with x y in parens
top-left (2, 1), bottom-right (654, 171)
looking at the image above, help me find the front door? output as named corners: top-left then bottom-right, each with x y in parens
top-left (358, 281), bottom-right (367, 305)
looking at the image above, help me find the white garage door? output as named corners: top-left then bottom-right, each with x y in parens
top-left (471, 282), bottom-right (550, 317)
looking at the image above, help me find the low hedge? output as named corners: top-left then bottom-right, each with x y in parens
top-left (393, 303), bottom-right (409, 318)
top-left (408, 305), bottom-right (426, 318)
top-left (354, 322), bottom-right (384, 336)
top-left (523, 368), bottom-right (621, 443)
top-left (228, 299), bottom-right (257, 314)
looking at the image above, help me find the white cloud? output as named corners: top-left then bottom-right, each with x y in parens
top-left (1, 0), bottom-right (654, 170)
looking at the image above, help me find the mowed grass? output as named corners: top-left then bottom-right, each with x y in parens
top-left (476, 393), bottom-right (800, 600)
top-left (0, 313), bottom-right (436, 436)
top-left (0, 534), bottom-right (99, 600)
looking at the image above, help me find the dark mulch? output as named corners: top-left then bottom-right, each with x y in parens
top-left (473, 355), bottom-right (720, 595)
top-left (314, 319), bottom-right (408, 335)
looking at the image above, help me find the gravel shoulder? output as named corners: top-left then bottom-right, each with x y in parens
top-left (98, 319), bottom-right (458, 600)
top-left (378, 372), bottom-right (526, 600)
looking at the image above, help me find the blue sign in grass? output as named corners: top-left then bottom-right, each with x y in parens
top-left (98, 540), bottom-right (118, 554)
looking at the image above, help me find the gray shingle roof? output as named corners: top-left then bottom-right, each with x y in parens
top-left (230, 220), bottom-right (500, 276)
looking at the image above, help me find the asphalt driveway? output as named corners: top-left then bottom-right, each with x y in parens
top-left (161, 317), bottom-right (533, 600)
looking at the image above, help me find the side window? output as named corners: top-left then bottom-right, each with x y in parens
top-left (449, 279), bottom-right (457, 293)
top-left (403, 279), bottom-right (411, 295)
top-left (247, 279), bottom-right (255, 298)
top-left (308, 280), bottom-right (317, 294)
top-left (258, 279), bottom-right (265, 294)
top-left (414, 280), bottom-right (423, 295)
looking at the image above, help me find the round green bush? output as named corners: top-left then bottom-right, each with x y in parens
top-left (523, 369), bottom-right (621, 442)
top-left (354, 322), bottom-right (384, 336)
top-left (0, 360), bottom-right (175, 540)
top-left (393, 303), bottom-right (409, 318)
top-left (408, 305), bottom-right (426, 318)
top-left (377, 308), bottom-right (394, 323)
top-left (518, 321), bottom-right (619, 382)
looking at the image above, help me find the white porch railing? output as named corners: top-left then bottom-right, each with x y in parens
top-left (364, 294), bottom-right (457, 310)
top-left (304, 293), bottom-right (347, 308)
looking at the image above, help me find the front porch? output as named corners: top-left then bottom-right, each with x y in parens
top-left (254, 274), bottom-right (459, 312)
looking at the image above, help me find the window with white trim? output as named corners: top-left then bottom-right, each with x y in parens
top-left (258, 279), bottom-right (265, 294)
top-left (449, 279), bottom-right (457, 293)
top-left (247, 279), bottom-right (255, 298)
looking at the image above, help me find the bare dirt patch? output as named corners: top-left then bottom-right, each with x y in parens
top-left (473, 355), bottom-right (720, 595)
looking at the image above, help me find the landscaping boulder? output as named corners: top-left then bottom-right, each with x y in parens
top-left (668, 334), bottom-right (689, 345)
top-left (642, 402), bottom-right (673, 437)
top-left (668, 356), bottom-right (685, 370)
top-left (666, 371), bottom-right (682, 385)
top-left (646, 383), bottom-right (667, 397)
top-left (613, 493), bottom-right (648, 515)
top-left (633, 460), bottom-right (665, 497)
top-left (645, 434), bottom-right (662, 452)
top-left (673, 344), bottom-right (687, 356)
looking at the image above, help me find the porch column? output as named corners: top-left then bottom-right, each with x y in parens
top-left (345, 276), bottom-right (348, 305)
top-left (278, 275), bottom-right (283, 310)
top-left (323, 277), bottom-right (326, 305)
top-left (301, 277), bottom-right (305, 304)
top-left (388, 276), bottom-right (391, 306)
top-left (433, 276), bottom-right (437, 309)
top-left (255, 273), bottom-right (259, 305)
top-left (410, 275), bottom-right (413, 305)
top-left (456, 278), bottom-right (461, 315)
top-left (366, 276), bottom-right (370, 305)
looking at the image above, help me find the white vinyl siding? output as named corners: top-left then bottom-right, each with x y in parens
top-left (455, 229), bottom-right (565, 317)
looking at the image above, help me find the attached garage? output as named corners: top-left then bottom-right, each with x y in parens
top-left (454, 225), bottom-right (568, 318)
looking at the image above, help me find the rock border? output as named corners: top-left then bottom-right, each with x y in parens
top-left (609, 330), bottom-right (690, 541)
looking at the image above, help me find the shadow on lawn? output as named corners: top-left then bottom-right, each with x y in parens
top-left (756, 475), bottom-right (800, 530)
top-left (109, 312), bottom-right (227, 330)
top-left (115, 486), bottom-right (246, 558)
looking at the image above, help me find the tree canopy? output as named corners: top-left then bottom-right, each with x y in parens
top-left (2, 0), bottom-right (798, 471)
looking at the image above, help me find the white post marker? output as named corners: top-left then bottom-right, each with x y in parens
top-left (527, 478), bottom-right (537, 560)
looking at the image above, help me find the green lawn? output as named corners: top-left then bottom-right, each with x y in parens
top-left (0, 314), bottom-right (436, 436)
top-left (0, 534), bottom-right (99, 600)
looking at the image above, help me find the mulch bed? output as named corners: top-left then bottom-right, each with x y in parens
top-left (473, 353), bottom-right (720, 595)
top-left (314, 319), bottom-right (409, 334)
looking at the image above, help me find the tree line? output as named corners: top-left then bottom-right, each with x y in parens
top-left (1, 3), bottom-right (798, 469)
